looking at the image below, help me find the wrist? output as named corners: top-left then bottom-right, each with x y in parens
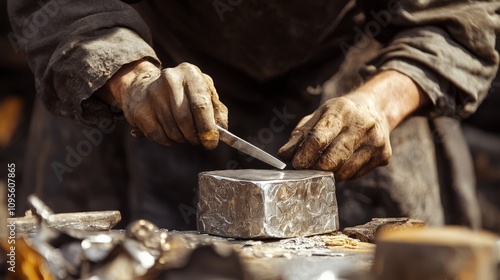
top-left (347, 70), bottom-right (430, 131)
top-left (102, 59), bottom-right (161, 108)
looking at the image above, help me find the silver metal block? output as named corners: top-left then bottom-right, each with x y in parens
top-left (197, 169), bottom-right (338, 239)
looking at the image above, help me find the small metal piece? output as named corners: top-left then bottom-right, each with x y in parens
top-left (343, 218), bottom-right (425, 243)
top-left (217, 125), bottom-right (286, 170)
top-left (27, 195), bottom-right (121, 234)
top-left (47, 211), bottom-right (122, 232)
top-left (123, 239), bottom-right (157, 270)
top-left (157, 245), bottom-right (247, 280)
top-left (8, 210), bottom-right (39, 236)
top-left (81, 234), bottom-right (117, 262)
top-left (197, 169), bottom-right (338, 238)
top-left (126, 219), bottom-right (162, 250)
top-left (29, 194), bottom-right (54, 220)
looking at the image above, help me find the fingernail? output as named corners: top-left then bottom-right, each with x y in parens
top-left (204, 140), bottom-right (218, 150)
top-left (292, 158), bottom-right (307, 169)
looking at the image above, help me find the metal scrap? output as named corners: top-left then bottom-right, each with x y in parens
top-left (13, 195), bottom-right (248, 280)
top-left (343, 218), bottom-right (425, 243)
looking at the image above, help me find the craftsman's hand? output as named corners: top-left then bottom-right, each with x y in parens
top-left (101, 60), bottom-right (228, 150)
top-left (278, 70), bottom-right (430, 181)
top-left (278, 96), bottom-right (391, 180)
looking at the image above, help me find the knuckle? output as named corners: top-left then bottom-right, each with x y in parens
top-left (331, 97), bottom-right (355, 113)
top-left (343, 100), bottom-right (358, 112)
top-left (328, 97), bottom-right (347, 107)
top-left (177, 62), bottom-right (192, 69)
top-left (134, 113), bottom-right (154, 128)
top-left (352, 169), bottom-right (369, 180)
top-left (308, 128), bottom-right (329, 147)
top-left (292, 146), bottom-right (316, 168)
top-left (216, 102), bottom-right (228, 114)
top-left (371, 137), bottom-right (385, 148)
top-left (203, 73), bottom-right (214, 84)
top-left (317, 153), bottom-right (337, 171)
top-left (140, 120), bottom-right (161, 139)
top-left (166, 128), bottom-right (185, 143)
top-left (178, 62), bottom-right (200, 74)
top-left (144, 129), bottom-right (160, 141)
top-left (292, 157), bottom-right (308, 169)
top-left (193, 95), bottom-right (211, 107)
top-left (337, 141), bottom-right (352, 156)
top-left (351, 153), bottom-right (368, 167)
top-left (370, 127), bottom-right (388, 147)
top-left (365, 117), bottom-right (378, 129)
top-left (379, 147), bottom-right (392, 165)
top-left (354, 113), bottom-right (376, 131)
top-left (325, 143), bottom-right (352, 168)
top-left (335, 170), bottom-right (349, 181)
top-left (216, 111), bottom-right (229, 127)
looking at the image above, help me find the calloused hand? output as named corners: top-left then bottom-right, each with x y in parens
top-left (104, 60), bottom-right (228, 150)
top-left (278, 70), bottom-right (429, 181)
top-left (278, 96), bottom-right (392, 180)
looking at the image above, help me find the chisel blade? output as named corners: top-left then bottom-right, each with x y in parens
top-left (217, 125), bottom-right (286, 170)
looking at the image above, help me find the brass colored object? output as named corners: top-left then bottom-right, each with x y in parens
top-left (373, 227), bottom-right (499, 280)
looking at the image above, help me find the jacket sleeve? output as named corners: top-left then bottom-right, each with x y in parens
top-left (7, 0), bottom-right (161, 127)
top-left (361, 0), bottom-right (500, 119)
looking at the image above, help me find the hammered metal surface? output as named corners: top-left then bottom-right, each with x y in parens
top-left (197, 170), bottom-right (338, 239)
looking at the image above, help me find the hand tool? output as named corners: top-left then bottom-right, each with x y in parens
top-left (131, 125), bottom-right (286, 169)
top-left (217, 125), bottom-right (286, 170)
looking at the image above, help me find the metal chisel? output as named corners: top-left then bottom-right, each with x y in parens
top-left (217, 125), bottom-right (286, 170)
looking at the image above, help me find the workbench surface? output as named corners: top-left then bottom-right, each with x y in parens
top-left (172, 231), bottom-right (375, 280)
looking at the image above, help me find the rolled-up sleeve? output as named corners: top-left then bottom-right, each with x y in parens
top-left (7, 0), bottom-right (160, 127)
top-left (363, 0), bottom-right (500, 118)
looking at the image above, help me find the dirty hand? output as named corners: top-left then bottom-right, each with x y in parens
top-left (278, 70), bottom-right (429, 181)
top-left (278, 96), bottom-right (391, 180)
top-left (101, 60), bottom-right (228, 150)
